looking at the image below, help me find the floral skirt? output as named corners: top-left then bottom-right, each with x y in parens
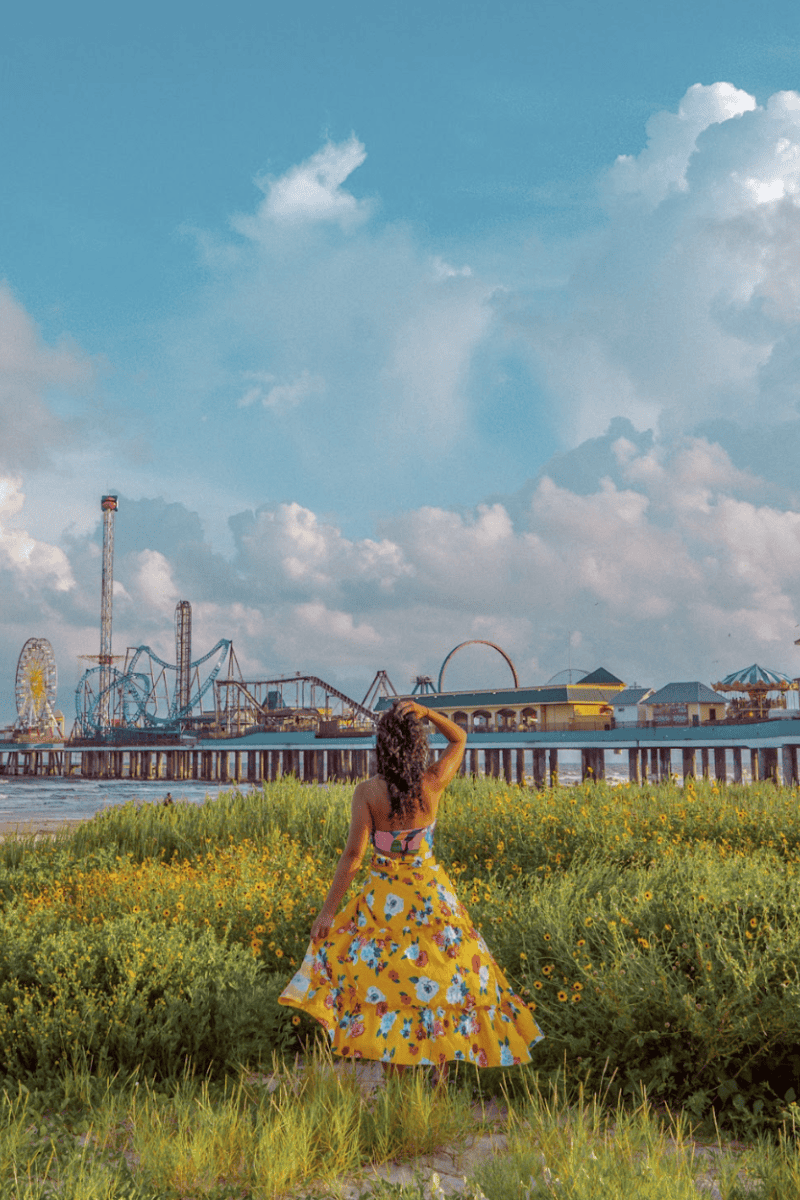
top-left (278, 840), bottom-right (543, 1068)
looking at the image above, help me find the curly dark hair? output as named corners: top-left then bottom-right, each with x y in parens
top-left (375, 704), bottom-right (430, 821)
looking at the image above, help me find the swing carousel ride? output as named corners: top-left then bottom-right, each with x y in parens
top-left (713, 663), bottom-right (798, 721)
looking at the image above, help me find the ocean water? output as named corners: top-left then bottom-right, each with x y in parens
top-left (0, 777), bottom-right (239, 825)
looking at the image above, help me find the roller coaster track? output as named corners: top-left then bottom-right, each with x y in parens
top-left (216, 674), bottom-right (376, 724)
top-left (75, 640), bottom-right (232, 736)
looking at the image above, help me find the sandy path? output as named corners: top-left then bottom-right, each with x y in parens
top-left (0, 818), bottom-right (85, 839)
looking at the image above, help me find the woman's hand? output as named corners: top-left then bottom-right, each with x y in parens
top-left (311, 910), bottom-right (334, 941)
top-left (395, 698), bottom-right (427, 719)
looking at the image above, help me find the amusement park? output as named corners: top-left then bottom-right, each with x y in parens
top-left (4, 496), bottom-right (800, 789)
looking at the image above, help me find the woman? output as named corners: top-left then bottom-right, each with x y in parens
top-left (279, 699), bottom-right (543, 1071)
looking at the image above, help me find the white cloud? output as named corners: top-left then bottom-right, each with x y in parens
top-left (237, 501), bottom-right (412, 594)
top-left (609, 82), bottom-right (757, 207)
top-left (0, 284), bottom-right (93, 470)
top-left (384, 281), bottom-right (494, 444)
top-left (431, 257), bottom-right (473, 280)
top-left (0, 477), bottom-right (74, 593)
top-left (170, 136), bottom-right (509, 511)
top-left (6, 416), bottom-right (800, 724)
top-left (232, 136), bottom-right (371, 235)
top-left (10, 88), bottom-right (800, 716)
top-left (515, 83), bottom-right (800, 444)
top-left (127, 549), bottom-right (179, 614)
top-left (236, 368), bottom-right (326, 412)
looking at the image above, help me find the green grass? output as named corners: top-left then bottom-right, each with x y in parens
top-left (1, 775), bottom-right (800, 1151)
top-left (6, 1059), bottom-right (800, 1199)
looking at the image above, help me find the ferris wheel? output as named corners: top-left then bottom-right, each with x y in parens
top-left (15, 637), bottom-right (59, 734)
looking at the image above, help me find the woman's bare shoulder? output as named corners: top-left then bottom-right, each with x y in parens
top-left (356, 775), bottom-right (389, 799)
top-left (353, 775), bottom-right (390, 814)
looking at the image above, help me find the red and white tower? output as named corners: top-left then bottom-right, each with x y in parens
top-left (99, 495), bottom-right (118, 729)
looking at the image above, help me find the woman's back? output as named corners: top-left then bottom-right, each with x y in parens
top-left (360, 774), bottom-right (437, 839)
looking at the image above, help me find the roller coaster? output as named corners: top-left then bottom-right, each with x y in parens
top-left (74, 640), bottom-right (232, 738)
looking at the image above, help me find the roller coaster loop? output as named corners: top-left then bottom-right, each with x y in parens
top-left (75, 640), bottom-right (231, 736)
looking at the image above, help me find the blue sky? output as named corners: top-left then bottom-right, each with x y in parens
top-left (3, 0), bottom-right (800, 724)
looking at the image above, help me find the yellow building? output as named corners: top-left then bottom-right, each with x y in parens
top-left (380, 668), bottom-right (625, 732)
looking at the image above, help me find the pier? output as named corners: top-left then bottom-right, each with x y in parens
top-left (2, 719), bottom-right (799, 786)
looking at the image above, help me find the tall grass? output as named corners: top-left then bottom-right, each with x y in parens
top-left (0, 1051), bottom-right (474, 1199)
top-left (1, 776), bottom-right (800, 1134)
top-left (4, 1058), bottom-right (800, 1199)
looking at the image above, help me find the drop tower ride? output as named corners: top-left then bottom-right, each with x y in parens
top-left (98, 495), bottom-right (118, 730)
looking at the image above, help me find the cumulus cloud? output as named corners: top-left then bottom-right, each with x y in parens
top-left (9, 86), bottom-right (800, 717)
top-left (518, 83), bottom-right (800, 445)
top-left (0, 478), bottom-right (74, 593)
top-left (272, 435), bottom-right (797, 686)
top-left (609, 82), bottom-right (757, 207)
top-left (232, 501), bottom-right (412, 596)
top-left (7, 416), bottom-right (800, 725)
top-left (232, 136), bottom-right (371, 235)
top-left (129, 549), bottom-right (180, 615)
top-left (0, 284), bottom-right (93, 470)
top-left (170, 136), bottom-right (505, 517)
top-left (204, 430), bottom-right (799, 696)
top-left (237, 369), bottom-right (325, 411)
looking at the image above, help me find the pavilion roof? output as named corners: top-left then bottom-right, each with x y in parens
top-left (715, 663), bottom-right (795, 690)
top-left (647, 682), bottom-right (726, 706)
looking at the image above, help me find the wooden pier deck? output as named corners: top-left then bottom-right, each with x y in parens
top-left (2, 719), bottom-right (799, 786)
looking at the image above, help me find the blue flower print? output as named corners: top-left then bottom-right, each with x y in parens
top-left (403, 941), bottom-right (420, 962)
top-left (455, 1012), bottom-right (473, 1036)
top-left (413, 976), bottom-right (440, 1002)
top-left (365, 986), bottom-right (386, 1004)
top-left (500, 1042), bottom-right (515, 1067)
top-left (446, 974), bottom-right (467, 1004)
top-left (441, 924), bottom-right (463, 951)
top-left (379, 1012), bottom-right (398, 1038)
top-left (401, 1017), bottom-right (413, 1040)
top-left (359, 940), bottom-right (381, 970)
top-left (357, 911), bottom-right (367, 928)
top-left (420, 1008), bottom-right (434, 1034)
top-left (384, 893), bottom-right (405, 919)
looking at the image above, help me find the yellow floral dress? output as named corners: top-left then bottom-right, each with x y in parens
top-left (279, 824), bottom-right (543, 1068)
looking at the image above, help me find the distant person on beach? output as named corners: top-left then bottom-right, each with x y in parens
top-left (279, 699), bottom-right (543, 1075)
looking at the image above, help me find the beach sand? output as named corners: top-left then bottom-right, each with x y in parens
top-left (0, 818), bottom-right (84, 839)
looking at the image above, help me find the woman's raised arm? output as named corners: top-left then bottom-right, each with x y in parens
top-left (396, 699), bottom-right (467, 792)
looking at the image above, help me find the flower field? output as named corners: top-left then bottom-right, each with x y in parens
top-left (1, 774), bottom-right (800, 1136)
